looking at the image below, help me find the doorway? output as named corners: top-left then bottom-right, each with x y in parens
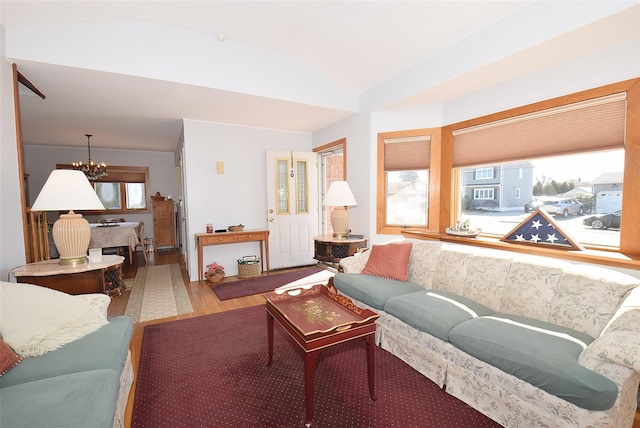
top-left (316, 139), bottom-right (346, 236)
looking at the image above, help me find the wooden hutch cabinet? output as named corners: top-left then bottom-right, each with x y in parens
top-left (152, 200), bottom-right (176, 249)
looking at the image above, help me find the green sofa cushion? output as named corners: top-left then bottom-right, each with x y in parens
top-left (333, 273), bottom-right (424, 310)
top-left (0, 316), bottom-right (132, 388)
top-left (448, 314), bottom-right (617, 410)
top-left (384, 290), bottom-right (496, 341)
top-left (0, 369), bottom-right (120, 428)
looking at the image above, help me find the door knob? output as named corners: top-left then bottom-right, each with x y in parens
top-left (269, 209), bottom-right (274, 213)
top-left (269, 218), bottom-right (274, 222)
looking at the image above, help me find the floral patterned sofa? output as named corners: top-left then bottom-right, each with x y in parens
top-left (333, 238), bottom-right (640, 428)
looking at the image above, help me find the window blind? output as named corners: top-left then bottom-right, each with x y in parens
top-left (384, 135), bottom-right (431, 171)
top-left (452, 93), bottom-right (627, 168)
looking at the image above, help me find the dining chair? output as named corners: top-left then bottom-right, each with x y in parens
top-left (136, 221), bottom-right (148, 262)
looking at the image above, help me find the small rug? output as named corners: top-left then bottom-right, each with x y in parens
top-left (124, 264), bottom-right (193, 323)
top-left (210, 265), bottom-right (325, 300)
top-left (132, 306), bottom-right (501, 427)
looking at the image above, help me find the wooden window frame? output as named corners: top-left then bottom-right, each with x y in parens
top-left (401, 78), bottom-right (640, 270)
top-left (56, 164), bottom-right (150, 215)
top-left (377, 128), bottom-right (440, 235)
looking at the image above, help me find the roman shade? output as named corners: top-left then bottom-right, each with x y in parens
top-left (452, 93), bottom-right (627, 168)
top-left (384, 135), bottom-right (431, 171)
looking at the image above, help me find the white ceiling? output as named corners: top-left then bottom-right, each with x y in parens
top-left (1, 1), bottom-right (636, 152)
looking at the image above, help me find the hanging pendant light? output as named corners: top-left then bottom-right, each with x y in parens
top-left (73, 134), bottom-right (107, 181)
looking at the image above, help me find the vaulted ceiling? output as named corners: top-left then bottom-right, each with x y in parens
top-left (2, 1), bottom-right (637, 152)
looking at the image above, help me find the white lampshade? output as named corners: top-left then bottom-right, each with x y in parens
top-left (323, 181), bottom-right (357, 238)
top-left (323, 181), bottom-right (357, 207)
top-left (31, 170), bottom-right (105, 265)
top-left (31, 170), bottom-right (105, 212)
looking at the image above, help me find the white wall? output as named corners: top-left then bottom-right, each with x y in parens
top-left (6, 20), bottom-right (355, 113)
top-left (22, 145), bottom-right (177, 243)
top-left (182, 120), bottom-right (312, 281)
top-left (0, 24), bottom-right (27, 280)
top-left (314, 34), bottom-right (640, 248)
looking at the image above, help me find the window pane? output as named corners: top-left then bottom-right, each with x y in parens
top-left (475, 167), bottom-right (494, 179)
top-left (296, 160), bottom-right (308, 213)
top-left (458, 150), bottom-right (624, 248)
top-left (125, 183), bottom-right (146, 209)
top-left (276, 159), bottom-right (289, 214)
top-left (95, 182), bottom-right (121, 210)
top-left (386, 170), bottom-right (428, 226)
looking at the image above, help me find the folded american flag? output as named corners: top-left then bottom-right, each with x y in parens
top-left (502, 210), bottom-right (582, 250)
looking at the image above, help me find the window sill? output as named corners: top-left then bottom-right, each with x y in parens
top-left (401, 230), bottom-right (640, 271)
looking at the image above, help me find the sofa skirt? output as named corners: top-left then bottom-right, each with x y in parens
top-left (376, 309), bottom-right (639, 428)
top-left (113, 351), bottom-right (134, 428)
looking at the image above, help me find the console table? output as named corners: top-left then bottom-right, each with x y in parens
top-left (313, 235), bottom-right (368, 263)
top-left (196, 229), bottom-right (270, 281)
top-left (10, 255), bottom-right (125, 296)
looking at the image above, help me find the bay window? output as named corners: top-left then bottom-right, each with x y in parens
top-left (377, 129), bottom-right (432, 234)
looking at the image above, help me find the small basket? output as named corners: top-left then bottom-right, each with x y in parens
top-left (205, 271), bottom-right (225, 283)
top-left (228, 224), bottom-right (245, 232)
top-left (238, 255), bottom-right (260, 278)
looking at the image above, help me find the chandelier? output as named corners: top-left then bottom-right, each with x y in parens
top-left (73, 134), bottom-right (107, 181)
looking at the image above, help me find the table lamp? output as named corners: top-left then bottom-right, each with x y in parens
top-left (31, 169), bottom-right (106, 265)
top-left (323, 181), bottom-right (357, 238)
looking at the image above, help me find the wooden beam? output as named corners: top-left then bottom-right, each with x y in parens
top-left (17, 70), bottom-right (46, 99)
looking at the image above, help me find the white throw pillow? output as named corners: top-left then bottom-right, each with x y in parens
top-left (0, 281), bottom-right (108, 357)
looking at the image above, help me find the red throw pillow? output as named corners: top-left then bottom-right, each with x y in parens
top-left (361, 243), bottom-right (413, 281)
top-left (0, 338), bottom-right (22, 376)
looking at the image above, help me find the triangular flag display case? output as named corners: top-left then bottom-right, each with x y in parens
top-left (501, 209), bottom-right (584, 251)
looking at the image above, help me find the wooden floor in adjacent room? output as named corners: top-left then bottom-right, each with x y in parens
top-left (110, 249), bottom-right (640, 428)
top-left (109, 249), bottom-right (313, 428)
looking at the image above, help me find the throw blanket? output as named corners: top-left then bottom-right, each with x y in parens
top-left (0, 281), bottom-right (108, 357)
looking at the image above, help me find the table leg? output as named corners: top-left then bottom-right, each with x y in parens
top-left (304, 350), bottom-right (320, 427)
top-left (366, 334), bottom-right (377, 401)
top-left (197, 239), bottom-right (203, 281)
top-left (259, 239), bottom-right (266, 275)
top-left (265, 235), bottom-right (270, 274)
top-left (267, 311), bottom-right (274, 366)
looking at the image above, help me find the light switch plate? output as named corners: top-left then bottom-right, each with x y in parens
top-left (216, 161), bottom-right (224, 174)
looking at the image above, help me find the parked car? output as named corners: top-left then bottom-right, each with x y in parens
top-left (583, 210), bottom-right (621, 229)
top-left (525, 197), bottom-right (584, 217)
top-left (524, 198), bottom-right (545, 212)
top-left (541, 198), bottom-right (584, 217)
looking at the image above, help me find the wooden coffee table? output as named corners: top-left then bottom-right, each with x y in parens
top-left (264, 285), bottom-right (379, 427)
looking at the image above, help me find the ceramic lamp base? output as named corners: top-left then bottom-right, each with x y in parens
top-left (331, 206), bottom-right (350, 238)
top-left (53, 211), bottom-right (91, 265)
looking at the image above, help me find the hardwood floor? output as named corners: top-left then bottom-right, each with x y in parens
top-left (109, 249), bottom-right (281, 428)
top-left (111, 249), bottom-right (640, 428)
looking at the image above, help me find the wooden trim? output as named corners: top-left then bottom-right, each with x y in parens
top-left (375, 79), bottom-right (640, 269)
top-left (56, 164), bottom-right (151, 215)
top-left (13, 64), bottom-right (33, 262)
top-left (402, 230), bottom-right (640, 271)
top-left (620, 79), bottom-right (640, 257)
top-left (433, 128), bottom-right (452, 234)
top-left (377, 128), bottom-right (435, 235)
top-left (442, 78), bottom-right (640, 262)
top-left (448, 78), bottom-right (639, 132)
top-left (17, 71), bottom-right (46, 99)
top-left (314, 137), bottom-right (346, 180)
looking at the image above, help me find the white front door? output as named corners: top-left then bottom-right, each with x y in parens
top-left (265, 150), bottom-right (319, 269)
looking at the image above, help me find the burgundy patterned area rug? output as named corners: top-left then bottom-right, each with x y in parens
top-left (132, 306), bottom-right (501, 428)
top-left (210, 265), bottom-right (325, 300)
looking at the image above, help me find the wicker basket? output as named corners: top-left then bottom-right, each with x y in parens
top-left (238, 256), bottom-right (261, 278)
top-left (205, 271), bottom-right (225, 283)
